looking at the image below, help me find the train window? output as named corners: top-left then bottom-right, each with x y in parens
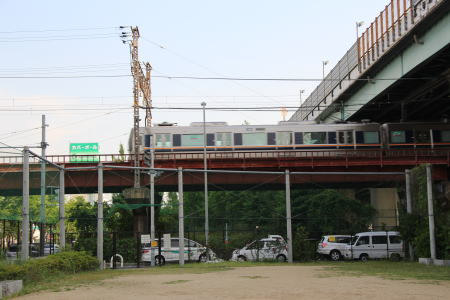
top-left (303, 132), bottom-right (326, 144)
top-left (391, 131), bottom-right (406, 143)
top-left (294, 132), bottom-right (303, 144)
top-left (442, 131), bottom-right (450, 142)
top-left (155, 134), bottom-right (171, 147)
top-left (242, 132), bottom-right (266, 146)
top-left (363, 132), bottom-right (379, 144)
top-left (276, 132), bottom-right (292, 145)
top-left (414, 130), bottom-right (430, 143)
top-left (181, 134), bottom-right (204, 147)
top-left (216, 132), bottom-right (232, 146)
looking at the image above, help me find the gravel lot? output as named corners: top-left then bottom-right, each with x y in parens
top-left (15, 265), bottom-right (450, 300)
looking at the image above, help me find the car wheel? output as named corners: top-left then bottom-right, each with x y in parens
top-left (330, 250), bottom-right (341, 261)
top-left (237, 255), bottom-right (247, 262)
top-left (198, 254), bottom-right (207, 263)
top-left (276, 254), bottom-right (287, 262)
top-left (359, 254), bottom-right (369, 262)
top-left (155, 255), bottom-right (165, 266)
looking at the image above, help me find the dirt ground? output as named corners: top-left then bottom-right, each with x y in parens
top-left (16, 266), bottom-right (450, 300)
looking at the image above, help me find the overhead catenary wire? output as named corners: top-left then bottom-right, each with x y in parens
top-left (0, 73), bottom-right (433, 81)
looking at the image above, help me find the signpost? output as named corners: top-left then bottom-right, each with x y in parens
top-left (69, 143), bottom-right (100, 163)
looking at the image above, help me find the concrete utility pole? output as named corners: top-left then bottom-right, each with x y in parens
top-left (201, 102), bottom-right (209, 247)
top-left (426, 164), bottom-right (436, 260)
top-left (97, 163), bottom-right (104, 269)
top-left (405, 169), bottom-right (414, 260)
top-left (178, 168), bottom-right (185, 266)
top-left (150, 146), bottom-right (156, 267)
top-left (122, 26), bottom-right (152, 188)
top-left (59, 167), bottom-right (65, 249)
top-left (40, 115), bottom-right (48, 256)
top-left (285, 170), bottom-right (293, 263)
top-left (21, 147), bottom-right (30, 260)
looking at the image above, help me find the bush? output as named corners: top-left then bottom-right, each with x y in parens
top-left (0, 251), bottom-right (98, 283)
top-left (74, 236), bottom-right (138, 263)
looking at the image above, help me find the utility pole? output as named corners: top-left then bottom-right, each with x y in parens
top-left (21, 147), bottom-right (30, 260)
top-left (40, 115), bottom-right (48, 256)
top-left (121, 26), bottom-right (152, 188)
top-left (97, 163), bottom-right (104, 269)
top-left (202, 102), bottom-right (209, 248)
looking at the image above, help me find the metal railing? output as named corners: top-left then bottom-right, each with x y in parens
top-left (1, 148), bottom-right (449, 167)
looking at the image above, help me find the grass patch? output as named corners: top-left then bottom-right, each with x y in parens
top-left (324, 261), bottom-right (450, 281)
top-left (164, 279), bottom-right (191, 284)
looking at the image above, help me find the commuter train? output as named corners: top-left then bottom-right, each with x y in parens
top-left (130, 121), bottom-right (450, 153)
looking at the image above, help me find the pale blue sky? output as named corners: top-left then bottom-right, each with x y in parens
top-left (0, 0), bottom-right (387, 154)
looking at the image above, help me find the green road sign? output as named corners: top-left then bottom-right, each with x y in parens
top-left (70, 143), bottom-right (100, 163)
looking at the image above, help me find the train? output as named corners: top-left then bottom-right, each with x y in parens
top-left (129, 121), bottom-right (450, 153)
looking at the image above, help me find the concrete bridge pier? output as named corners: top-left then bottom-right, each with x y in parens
top-left (370, 188), bottom-right (399, 230)
top-left (122, 187), bottom-right (162, 235)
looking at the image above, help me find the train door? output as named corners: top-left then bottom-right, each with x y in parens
top-left (337, 130), bottom-right (354, 149)
top-left (414, 129), bottom-right (431, 148)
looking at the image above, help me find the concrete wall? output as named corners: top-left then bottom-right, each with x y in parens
top-left (370, 188), bottom-right (399, 229)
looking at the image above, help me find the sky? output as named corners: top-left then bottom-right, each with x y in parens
top-left (0, 0), bottom-right (388, 155)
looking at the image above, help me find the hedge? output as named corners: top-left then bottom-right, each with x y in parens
top-left (0, 251), bottom-right (99, 283)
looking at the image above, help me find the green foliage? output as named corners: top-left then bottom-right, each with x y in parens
top-left (291, 189), bottom-right (375, 237)
top-left (159, 189), bottom-right (374, 261)
top-left (66, 194), bottom-right (133, 234)
top-left (0, 251), bottom-right (98, 283)
top-left (399, 165), bottom-right (450, 259)
top-left (0, 195), bottom-right (58, 223)
top-left (74, 236), bottom-right (138, 263)
top-left (293, 226), bottom-right (317, 261)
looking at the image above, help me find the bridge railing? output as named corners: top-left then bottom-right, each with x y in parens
top-left (358, 0), bottom-right (443, 73)
top-left (0, 149), bottom-right (449, 166)
top-left (0, 154), bottom-right (136, 165)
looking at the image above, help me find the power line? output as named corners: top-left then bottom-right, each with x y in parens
top-left (0, 73), bottom-right (433, 81)
top-left (0, 26), bottom-right (119, 34)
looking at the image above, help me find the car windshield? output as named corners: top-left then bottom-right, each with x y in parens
top-left (351, 236), bottom-right (359, 245)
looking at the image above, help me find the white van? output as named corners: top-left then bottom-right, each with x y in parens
top-left (344, 231), bottom-right (404, 261)
top-left (142, 237), bottom-right (212, 265)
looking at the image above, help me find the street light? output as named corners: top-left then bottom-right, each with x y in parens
top-left (322, 60), bottom-right (329, 80)
top-left (201, 102), bottom-right (209, 248)
top-left (356, 21), bottom-right (364, 38)
top-left (299, 89), bottom-right (305, 106)
top-left (356, 21), bottom-right (364, 71)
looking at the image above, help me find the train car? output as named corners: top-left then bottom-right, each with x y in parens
top-left (382, 123), bottom-right (450, 149)
top-left (131, 121), bottom-right (383, 153)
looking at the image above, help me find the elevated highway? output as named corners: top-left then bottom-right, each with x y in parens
top-left (290, 0), bottom-right (450, 123)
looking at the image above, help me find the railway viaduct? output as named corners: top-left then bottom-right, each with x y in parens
top-left (1, 0), bottom-right (450, 232)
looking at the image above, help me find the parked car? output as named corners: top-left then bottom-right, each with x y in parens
top-left (343, 231), bottom-right (405, 261)
top-left (141, 237), bottom-right (213, 265)
top-left (231, 235), bottom-right (288, 262)
top-left (6, 244), bottom-right (40, 258)
top-left (317, 235), bottom-right (351, 261)
top-left (44, 244), bottom-right (60, 255)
